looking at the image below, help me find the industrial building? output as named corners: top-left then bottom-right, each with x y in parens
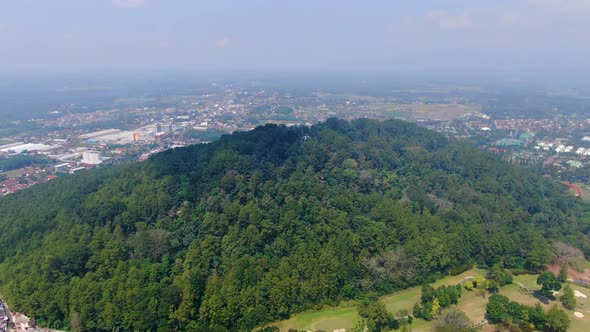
top-left (81, 151), bottom-right (102, 165)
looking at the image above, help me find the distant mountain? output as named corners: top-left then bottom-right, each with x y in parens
top-left (0, 118), bottom-right (587, 331)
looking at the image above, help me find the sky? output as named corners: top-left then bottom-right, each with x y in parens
top-left (1, 0), bottom-right (589, 77)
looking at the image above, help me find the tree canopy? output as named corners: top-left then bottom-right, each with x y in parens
top-left (0, 118), bottom-right (588, 331)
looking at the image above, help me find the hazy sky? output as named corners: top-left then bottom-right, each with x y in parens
top-left (1, 0), bottom-right (589, 75)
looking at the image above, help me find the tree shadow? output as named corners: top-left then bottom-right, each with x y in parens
top-left (532, 290), bottom-right (553, 304)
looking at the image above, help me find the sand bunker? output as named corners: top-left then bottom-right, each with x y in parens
top-left (575, 290), bottom-right (588, 298)
top-left (574, 312), bottom-right (584, 318)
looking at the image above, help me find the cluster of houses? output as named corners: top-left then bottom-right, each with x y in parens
top-left (534, 142), bottom-right (574, 153)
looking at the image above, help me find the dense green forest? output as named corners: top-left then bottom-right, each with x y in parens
top-left (0, 118), bottom-right (588, 331)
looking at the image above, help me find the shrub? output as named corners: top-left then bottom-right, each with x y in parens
top-left (450, 264), bottom-right (473, 276)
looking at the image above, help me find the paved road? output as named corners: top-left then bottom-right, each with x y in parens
top-left (458, 276), bottom-right (474, 283)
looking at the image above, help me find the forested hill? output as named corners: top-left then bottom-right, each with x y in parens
top-left (0, 118), bottom-right (588, 331)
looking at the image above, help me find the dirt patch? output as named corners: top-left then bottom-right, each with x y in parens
top-left (575, 290), bottom-right (587, 298)
top-left (575, 311), bottom-right (585, 318)
top-left (547, 262), bottom-right (590, 284)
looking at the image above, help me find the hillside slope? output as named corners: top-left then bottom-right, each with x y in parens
top-left (0, 118), bottom-right (588, 331)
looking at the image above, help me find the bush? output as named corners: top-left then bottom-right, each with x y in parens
top-left (434, 308), bottom-right (476, 332)
top-left (509, 268), bottom-right (535, 276)
top-left (560, 285), bottom-right (577, 310)
top-left (259, 327), bottom-right (279, 332)
top-left (450, 264), bottom-right (473, 276)
top-left (463, 280), bottom-right (474, 291)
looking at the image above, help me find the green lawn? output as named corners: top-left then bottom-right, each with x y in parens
top-left (499, 277), bottom-right (590, 332)
top-left (266, 269), bottom-right (486, 332)
top-left (568, 284), bottom-right (590, 332)
top-left (0, 139), bottom-right (14, 146)
top-left (570, 182), bottom-right (590, 202)
top-left (268, 305), bottom-right (358, 331)
top-left (499, 283), bottom-right (541, 307)
top-left (381, 269), bottom-right (486, 316)
top-left (266, 270), bottom-right (590, 332)
top-left (1, 169), bottom-right (25, 178)
top-left (513, 274), bottom-right (542, 291)
top-left (455, 288), bottom-right (489, 326)
top-left (408, 317), bottom-right (432, 332)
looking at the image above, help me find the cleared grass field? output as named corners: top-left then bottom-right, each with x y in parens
top-left (569, 182), bottom-right (590, 202)
top-left (455, 289), bottom-right (489, 325)
top-left (267, 270), bottom-right (590, 332)
top-left (268, 305), bottom-right (358, 332)
top-left (267, 269), bottom-right (486, 332)
top-left (499, 275), bottom-right (590, 332)
top-left (568, 283), bottom-right (590, 332)
top-left (499, 283), bottom-right (541, 307)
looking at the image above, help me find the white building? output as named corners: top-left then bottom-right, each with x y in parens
top-left (82, 151), bottom-right (101, 165)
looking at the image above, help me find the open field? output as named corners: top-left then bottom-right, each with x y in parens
top-left (455, 288), bottom-right (489, 325)
top-left (568, 182), bottom-right (590, 201)
top-left (513, 274), bottom-right (542, 290)
top-left (363, 103), bottom-right (479, 121)
top-left (0, 169), bottom-right (25, 178)
top-left (268, 269), bottom-right (486, 332)
top-left (569, 283), bottom-right (590, 332)
top-left (381, 269), bottom-right (486, 315)
top-left (0, 139), bottom-right (14, 146)
top-left (547, 259), bottom-right (590, 283)
top-left (266, 269), bottom-right (590, 332)
top-left (267, 305), bottom-right (358, 332)
top-left (315, 93), bottom-right (480, 122)
top-left (499, 274), bottom-right (590, 332)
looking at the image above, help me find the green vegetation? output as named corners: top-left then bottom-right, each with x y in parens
top-left (183, 127), bottom-right (226, 141)
top-left (0, 154), bottom-right (48, 172)
top-left (546, 305), bottom-right (571, 332)
top-left (267, 305), bottom-right (358, 332)
top-left (538, 271), bottom-right (562, 300)
top-left (271, 269), bottom-right (485, 331)
top-left (0, 118), bottom-right (588, 331)
top-left (486, 263), bottom-right (513, 292)
top-left (358, 298), bottom-right (409, 332)
top-left (559, 264), bottom-right (568, 283)
top-left (485, 294), bottom-right (571, 331)
top-left (414, 284), bottom-right (462, 320)
top-left (560, 284), bottom-right (577, 310)
top-left (433, 308), bottom-right (476, 332)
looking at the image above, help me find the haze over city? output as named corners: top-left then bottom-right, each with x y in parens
top-left (1, 0), bottom-right (589, 78)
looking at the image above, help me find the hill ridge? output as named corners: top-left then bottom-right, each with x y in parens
top-left (0, 118), bottom-right (586, 331)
